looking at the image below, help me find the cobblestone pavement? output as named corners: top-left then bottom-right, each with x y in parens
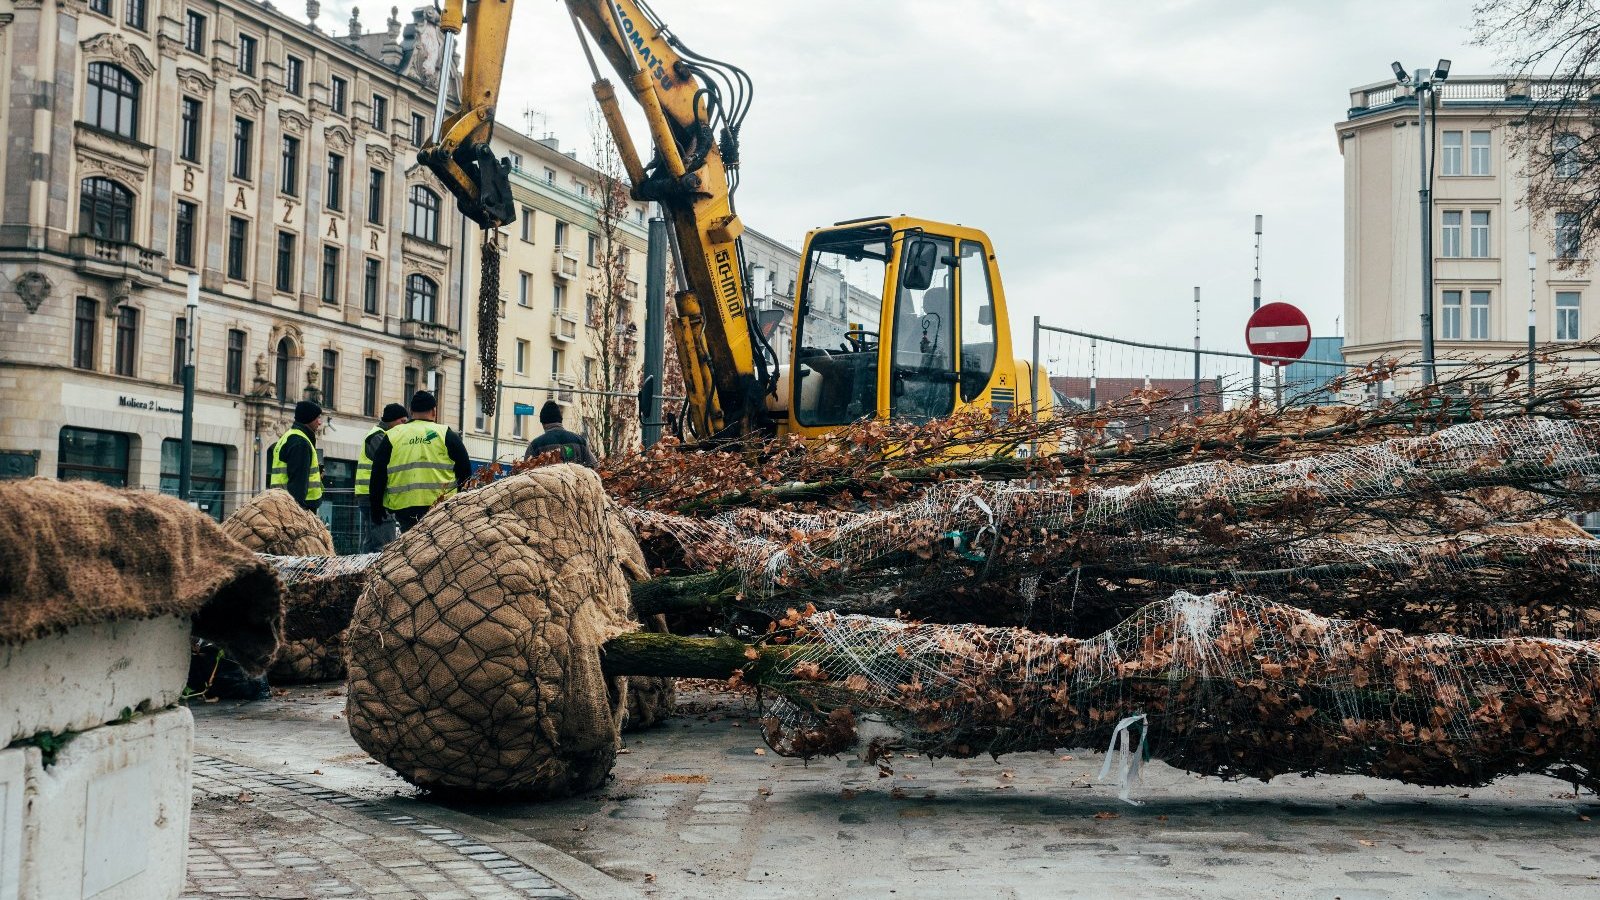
top-left (183, 756), bottom-right (574, 899)
top-left (191, 685), bottom-right (1600, 900)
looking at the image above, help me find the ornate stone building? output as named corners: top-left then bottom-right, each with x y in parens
top-left (0, 0), bottom-right (466, 539)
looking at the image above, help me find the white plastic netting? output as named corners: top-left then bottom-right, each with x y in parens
top-left (757, 590), bottom-right (1600, 792)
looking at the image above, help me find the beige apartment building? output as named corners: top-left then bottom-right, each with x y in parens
top-left (460, 129), bottom-right (649, 464)
top-left (1338, 76), bottom-right (1590, 393)
top-left (0, 0), bottom-right (467, 543)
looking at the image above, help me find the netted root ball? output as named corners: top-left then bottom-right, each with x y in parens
top-left (221, 489), bottom-right (336, 556)
top-left (344, 465), bottom-right (638, 797)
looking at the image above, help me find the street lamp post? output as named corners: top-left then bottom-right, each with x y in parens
top-left (179, 272), bottom-right (199, 502)
top-left (1392, 59), bottom-right (1451, 387)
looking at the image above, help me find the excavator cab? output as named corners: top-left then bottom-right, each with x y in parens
top-left (786, 216), bottom-right (1034, 440)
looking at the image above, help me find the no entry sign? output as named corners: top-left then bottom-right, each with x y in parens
top-left (1245, 302), bottom-right (1311, 364)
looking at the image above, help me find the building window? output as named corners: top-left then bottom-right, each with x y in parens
top-left (363, 358), bottom-right (379, 417)
top-left (1557, 211), bottom-right (1582, 259)
top-left (515, 339), bottom-right (528, 375)
top-left (521, 207), bottom-right (534, 242)
top-left (363, 258), bottom-right (381, 315)
top-left (403, 366), bottom-right (418, 402)
top-left (174, 200), bottom-right (197, 267)
top-left (1441, 131), bottom-right (1462, 176)
top-left (371, 94), bottom-right (388, 132)
top-left (276, 231), bottom-right (296, 292)
top-left (73, 298), bottom-right (98, 369)
top-left (553, 282), bottom-right (566, 314)
top-left (406, 274), bottom-right (438, 322)
top-left (508, 151), bottom-right (523, 171)
top-left (551, 348), bottom-right (564, 379)
top-left (1468, 211), bottom-right (1490, 258)
top-left (232, 117), bottom-right (254, 180)
top-left (179, 96), bottom-right (202, 162)
top-left (321, 349), bottom-right (338, 409)
top-left (275, 337), bottom-right (292, 403)
top-left (330, 75), bottom-right (347, 115)
top-left (286, 56), bottom-right (304, 96)
top-left (474, 395), bottom-right (486, 432)
top-left (544, 167), bottom-right (555, 185)
top-left (411, 112), bottom-right (427, 147)
top-left (280, 135), bottom-right (300, 196)
top-left (226, 329), bottom-right (245, 395)
top-left (585, 292), bottom-right (599, 325)
top-left (1441, 290), bottom-right (1462, 340)
top-left (586, 233), bottom-right (599, 266)
top-left (91, 0), bottom-right (111, 15)
top-left (1469, 290), bottom-right (1490, 339)
top-left (160, 439), bottom-right (228, 520)
top-left (184, 10), bottom-right (206, 54)
top-left (1469, 130), bottom-right (1490, 176)
top-left (512, 406), bottom-right (524, 438)
top-left (1555, 133), bottom-right (1581, 179)
top-left (125, 0), bottom-right (146, 29)
top-left (1557, 291), bottom-right (1581, 341)
top-left (58, 427), bottom-right (131, 487)
top-left (172, 316), bottom-right (188, 384)
top-left (79, 177), bottom-right (133, 242)
top-left (113, 305), bottom-right (138, 377)
top-left (367, 169), bottom-right (385, 225)
top-left (326, 153), bottom-right (344, 210)
top-left (518, 271), bottom-right (531, 306)
top-left (85, 63), bottom-right (140, 141)
top-left (1440, 211), bottom-right (1461, 258)
top-left (226, 216), bottom-right (249, 280)
top-left (237, 34), bottom-right (257, 76)
top-left (406, 185), bottom-right (440, 241)
top-left (321, 246), bottom-right (340, 304)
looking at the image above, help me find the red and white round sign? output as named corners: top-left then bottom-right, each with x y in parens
top-left (1245, 302), bottom-right (1311, 364)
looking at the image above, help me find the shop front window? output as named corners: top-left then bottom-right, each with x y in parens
top-left (58, 426), bottom-right (131, 487)
top-left (160, 438), bottom-right (229, 521)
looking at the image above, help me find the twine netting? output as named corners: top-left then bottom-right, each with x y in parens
top-left (610, 510), bottom-right (676, 731)
top-left (262, 553), bottom-right (376, 683)
top-left (759, 591), bottom-right (1600, 792)
top-left (221, 489), bottom-right (336, 556)
top-left (345, 465), bottom-right (640, 796)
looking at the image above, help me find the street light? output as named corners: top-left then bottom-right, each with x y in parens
top-left (179, 272), bottom-right (199, 502)
top-left (1392, 58), bottom-right (1452, 386)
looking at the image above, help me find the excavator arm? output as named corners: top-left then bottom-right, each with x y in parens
top-left (418, 0), bottom-right (517, 229)
top-left (423, 0), bottom-right (773, 440)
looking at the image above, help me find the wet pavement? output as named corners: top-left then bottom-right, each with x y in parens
top-left (188, 684), bottom-right (1600, 899)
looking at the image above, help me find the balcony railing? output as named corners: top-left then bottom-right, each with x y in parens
top-left (399, 318), bottom-right (461, 351)
top-left (549, 374), bottom-right (575, 403)
top-left (70, 235), bottom-right (168, 284)
top-left (552, 246), bottom-right (580, 280)
top-left (551, 308), bottom-right (578, 342)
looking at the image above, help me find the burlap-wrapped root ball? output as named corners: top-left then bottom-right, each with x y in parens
top-left (267, 558), bottom-right (371, 683)
top-left (345, 465), bottom-right (638, 796)
top-left (221, 489), bottom-right (335, 556)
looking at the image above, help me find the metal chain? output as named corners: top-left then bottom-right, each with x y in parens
top-left (477, 230), bottom-right (501, 416)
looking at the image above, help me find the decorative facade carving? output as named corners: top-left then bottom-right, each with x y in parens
top-left (279, 109), bottom-right (311, 136)
top-left (176, 66), bottom-right (216, 96)
top-left (324, 123), bottom-right (353, 152)
top-left (77, 152), bottom-right (145, 187)
top-left (156, 33), bottom-right (182, 58)
top-left (400, 7), bottom-right (446, 91)
top-left (80, 32), bottom-right (156, 78)
top-left (367, 143), bottom-right (393, 167)
top-left (405, 259), bottom-right (446, 282)
top-left (15, 271), bottom-right (51, 313)
top-left (231, 86), bottom-right (265, 115)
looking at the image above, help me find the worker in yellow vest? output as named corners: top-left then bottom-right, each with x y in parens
top-left (268, 400), bottom-right (324, 512)
top-left (367, 390), bottom-right (471, 533)
top-left (356, 402), bottom-right (409, 551)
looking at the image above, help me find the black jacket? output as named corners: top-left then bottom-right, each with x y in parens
top-left (367, 420), bottom-right (472, 522)
top-left (276, 424), bottom-right (321, 511)
top-left (524, 426), bottom-right (598, 468)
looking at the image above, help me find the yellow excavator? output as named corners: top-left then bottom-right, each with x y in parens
top-left (419, 0), bottom-right (1050, 443)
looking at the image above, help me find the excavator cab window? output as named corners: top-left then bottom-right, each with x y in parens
top-left (793, 231), bottom-right (889, 427)
top-left (889, 235), bottom-right (957, 422)
top-left (958, 240), bottom-right (997, 403)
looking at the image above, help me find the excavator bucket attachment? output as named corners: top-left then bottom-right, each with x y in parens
top-left (457, 144), bottom-right (516, 230)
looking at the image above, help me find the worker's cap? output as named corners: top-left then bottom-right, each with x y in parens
top-left (381, 403), bottom-right (408, 424)
top-left (410, 390), bottom-right (437, 414)
top-left (539, 400), bottom-right (562, 424)
top-left (294, 400), bottom-right (322, 424)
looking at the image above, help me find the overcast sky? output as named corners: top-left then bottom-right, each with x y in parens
top-left (343, 0), bottom-right (1501, 359)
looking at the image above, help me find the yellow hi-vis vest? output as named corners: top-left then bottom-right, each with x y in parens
top-left (381, 419), bottom-right (456, 511)
top-left (269, 428), bottom-right (323, 501)
top-left (354, 424), bottom-right (384, 497)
